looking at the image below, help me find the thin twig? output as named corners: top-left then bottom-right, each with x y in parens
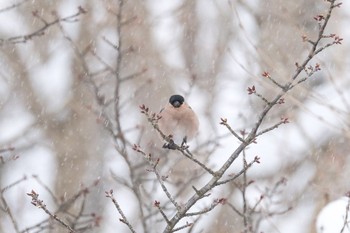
top-left (32, 175), bottom-right (59, 205)
top-left (262, 72), bottom-right (285, 89)
top-left (133, 145), bottom-right (181, 216)
top-left (219, 118), bottom-right (245, 143)
top-left (1, 175), bottom-right (27, 193)
top-left (254, 92), bottom-right (271, 105)
top-left (185, 201), bottom-right (220, 217)
top-left (172, 222), bottom-right (193, 232)
top-left (114, 0), bottom-right (126, 147)
top-left (26, 190), bottom-right (75, 232)
top-left (1, 7), bottom-right (86, 45)
top-left (227, 201), bottom-right (244, 217)
top-left (340, 197), bottom-right (350, 233)
top-left (153, 162), bottom-right (181, 210)
top-left (154, 202), bottom-right (171, 225)
top-left (216, 156), bottom-right (260, 186)
top-left (105, 190), bottom-right (136, 233)
top-left (0, 0), bottom-right (30, 13)
top-left (255, 119), bottom-right (289, 137)
top-left (0, 195), bottom-right (20, 233)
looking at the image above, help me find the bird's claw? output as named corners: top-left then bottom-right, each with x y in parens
top-left (162, 139), bottom-right (177, 150)
top-left (162, 137), bottom-right (190, 150)
top-left (180, 137), bottom-right (190, 149)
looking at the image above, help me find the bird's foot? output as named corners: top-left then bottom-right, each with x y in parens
top-left (180, 137), bottom-right (189, 149)
top-left (162, 139), bottom-right (177, 150)
top-left (162, 137), bottom-right (189, 150)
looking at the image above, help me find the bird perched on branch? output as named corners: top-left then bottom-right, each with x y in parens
top-left (158, 94), bottom-right (199, 149)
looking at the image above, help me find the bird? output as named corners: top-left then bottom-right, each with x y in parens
top-left (157, 94), bottom-right (199, 149)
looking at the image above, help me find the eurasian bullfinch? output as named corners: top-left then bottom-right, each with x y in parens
top-left (158, 95), bottom-right (199, 149)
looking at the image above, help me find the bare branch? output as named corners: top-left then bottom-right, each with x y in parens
top-left (220, 118), bottom-right (245, 143)
top-left (1, 194), bottom-right (20, 233)
top-left (172, 222), bottom-right (193, 232)
top-left (0, 0), bottom-right (30, 13)
top-left (340, 195), bottom-right (350, 233)
top-left (261, 71), bottom-right (285, 89)
top-left (105, 190), bottom-right (136, 233)
top-left (1, 7), bottom-right (86, 45)
top-left (185, 199), bottom-right (223, 217)
top-left (32, 174), bottom-right (59, 205)
top-left (154, 201), bottom-right (171, 225)
top-left (133, 145), bottom-right (181, 211)
top-left (26, 190), bottom-right (75, 232)
top-left (255, 118), bottom-right (289, 137)
top-left (216, 156), bottom-right (260, 186)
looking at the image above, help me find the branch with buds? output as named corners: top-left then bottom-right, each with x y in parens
top-left (27, 190), bottom-right (75, 232)
top-left (140, 1), bottom-right (342, 232)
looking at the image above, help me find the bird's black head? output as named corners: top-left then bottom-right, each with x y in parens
top-left (169, 95), bottom-right (185, 108)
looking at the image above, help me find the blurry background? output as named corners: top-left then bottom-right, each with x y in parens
top-left (0, 0), bottom-right (349, 232)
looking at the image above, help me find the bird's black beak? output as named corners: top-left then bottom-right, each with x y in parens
top-left (172, 101), bottom-right (181, 108)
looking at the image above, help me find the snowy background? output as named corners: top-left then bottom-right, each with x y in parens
top-left (0, 0), bottom-right (350, 232)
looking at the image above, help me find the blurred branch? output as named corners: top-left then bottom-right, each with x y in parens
top-left (55, 0), bottom-right (150, 231)
top-left (0, 6), bottom-right (86, 45)
top-left (0, 0), bottom-right (30, 13)
top-left (0, 176), bottom-right (27, 233)
top-left (0, 146), bottom-right (15, 154)
top-left (0, 147), bottom-right (18, 164)
top-left (287, 1), bottom-right (342, 86)
top-left (113, 0), bottom-right (125, 147)
top-left (252, 178), bottom-right (292, 231)
top-left (340, 195), bottom-right (350, 233)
